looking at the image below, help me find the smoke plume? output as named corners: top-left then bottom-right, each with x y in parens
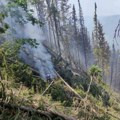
top-left (1, 1), bottom-right (56, 80)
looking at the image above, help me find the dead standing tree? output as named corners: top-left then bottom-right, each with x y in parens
top-left (114, 19), bottom-right (120, 44)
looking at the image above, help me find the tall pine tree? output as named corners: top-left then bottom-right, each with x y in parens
top-left (93, 3), bottom-right (111, 81)
top-left (78, 0), bottom-right (92, 69)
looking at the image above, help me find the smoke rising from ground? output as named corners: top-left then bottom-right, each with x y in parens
top-left (1, 1), bottom-right (56, 80)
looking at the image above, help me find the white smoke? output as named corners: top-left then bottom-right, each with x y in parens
top-left (1, 1), bottom-right (56, 80)
top-left (20, 22), bottom-right (56, 80)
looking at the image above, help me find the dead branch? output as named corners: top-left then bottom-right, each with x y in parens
top-left (0, 102), bottom-right (76, 120)
top-left (41, 80), bottom-right (55, 96)
top-left (55, 71), bottom-right (83, 100)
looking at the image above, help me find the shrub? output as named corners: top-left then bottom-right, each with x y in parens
top-left (49, 84), bottom-right (73, 107)
top-left (89, 83), bottom-right (102, 98)
top-left (89, 65), bottom-right (102, 82)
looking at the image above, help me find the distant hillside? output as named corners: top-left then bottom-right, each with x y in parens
top-left (85, 15), bottom-right (120, 48)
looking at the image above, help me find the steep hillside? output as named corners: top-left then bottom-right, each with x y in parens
top-left (0, 62), bottom-right (120, 120)
top-left (0, 41), bottom-right (120, 120)
top-left (0, 0), bottom-right (120, 120)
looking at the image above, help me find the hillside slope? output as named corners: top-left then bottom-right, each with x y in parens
top-left (0, 51), bottom-right (120, 120)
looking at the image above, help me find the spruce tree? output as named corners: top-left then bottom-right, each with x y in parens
top-left (72, 5), bottom-right (80, 67)
top-left (50, 1), bottom-right (61, 56)
top-left (78, 0), bottom-right (92, 69)
top-left (93, 3), bottom-right (111, 80)
top-left (72, 5), bottom-right (77, 41)
top-left (59, 0), bottom-right (72, 63)
top-left (110, 44), bottom-right (116, 86)
top-left (93, 3), bottom-right (98, 49)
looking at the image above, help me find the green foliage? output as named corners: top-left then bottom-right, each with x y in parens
top-left (0, 38), bottom-right (38, 59)
top-left (78, 110), bottom-right (110, 120)
top-left (88, 66), bottom-right (110, 106)
top-left (89, 85), bottom-right (110, 107)
top-left (89, 65), bottom-right (102, 78)
top-left (93, 5), bottom-right (111, 70)
top-left (49, 84), bottom-right (73, 107)
top-left (26, 13), bottom-right (43, 26)
top-left (0, 39), bottom-right (46, 93)
top-left (0, 13), bottom-right (9, 34)
top-left (0, 81), bottom-right (6, 101)
top-left (38, 98), bottom-right (46, 111)
top-left (102, 91), bottom-right (110, 107)
top-left (78, 110), bottom-right (87, 119)
top-left (7, 0), bottom-right (43, 26)
top-left (50, 84), bottom-right (65, 102)
top-left (0, 108), bottom-right (50, 120)
top-left (55, 61), bottom-right (110, 107)
top-left (0, 27), bottom-right (6, 34)
top-left (59, 69), bottom-right (73, 86)
top-left (94, 114), bottom-right (110, 120)
top-left (89, 83), bottom-right (102, 98)
top-left (8, 0), bottom-right (28, 11)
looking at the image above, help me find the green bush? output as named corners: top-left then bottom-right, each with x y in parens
top-left (63, 99), bottom-right (73, 107)
top-left (49, 84), bottom-right (73, 107)
top-left (89, 65), bottom-right (102, 82)
top-left (94, 114), bottom-right (110, 120)
top-left (90, 83), bottom-right (102, 98)
top-left (102, 91), bottom-right (110, 107)
top-left (50, 84), bottom-right (66, 102)
top-left (78, 110), bottom-right (110, 120)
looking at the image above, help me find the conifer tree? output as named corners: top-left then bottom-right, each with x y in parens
top-left (110, 44), bottom-right (116, 86)
top-left (59, 0), bottom-right (72, 63)
top-left (93, 3), bottom-right (111, 80)
top-left (45, 0), bottom-right (61, 56)
top-left (0, 7), bottom-right (9, 43)
top-left (78, 0), bottom-right (92, 69)
top-left (72, 5), bottom-right (77, 41)
top-left (72, 5), bottom-right (80, 67)
top-left (93, 3), bottom-right (98, 49)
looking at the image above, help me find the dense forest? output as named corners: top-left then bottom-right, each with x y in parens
top-left (0, 0), bottom-right (120, 120)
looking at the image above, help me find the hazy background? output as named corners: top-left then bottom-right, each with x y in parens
top-left (69, 0), bottom-right (120, 48)
top-left (69, 0), bottom-right (120, 16)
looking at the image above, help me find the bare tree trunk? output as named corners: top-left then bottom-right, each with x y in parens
top-left (46, 0), bottom-right (60, 53)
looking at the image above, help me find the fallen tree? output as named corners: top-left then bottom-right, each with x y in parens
top-left (0, 102), bottom-right (76, 120)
